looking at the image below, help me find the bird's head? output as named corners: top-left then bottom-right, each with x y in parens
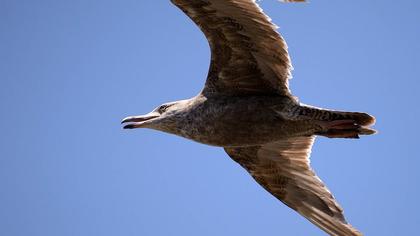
top-left (121, 100), bottom-right (188, 130)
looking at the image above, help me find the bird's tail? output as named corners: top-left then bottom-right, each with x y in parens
top-left (296, 105), bottom-right (376, 139)
top-left (314, 109), bottom-right (376, 139)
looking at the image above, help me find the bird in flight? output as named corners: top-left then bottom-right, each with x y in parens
top-left (122, 0), bottom-right (375, 235)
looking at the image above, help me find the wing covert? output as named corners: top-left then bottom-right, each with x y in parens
top-left (225, 136), bottom-right (363, 236)
top-left (171, 0), bottom-right (301, 96)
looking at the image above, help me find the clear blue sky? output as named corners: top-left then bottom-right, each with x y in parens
top-left (1, 1), bottom-right (419, 235)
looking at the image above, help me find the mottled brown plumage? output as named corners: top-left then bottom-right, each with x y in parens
top-left (122, 1), bottom-right (376, 235)
top-left (174, 0), bottom-right (293, 96)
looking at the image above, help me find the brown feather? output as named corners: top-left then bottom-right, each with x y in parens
top-left (225, 136), bottom-right (363, 236)
top-left (171, 0), bottom-right (294, 96)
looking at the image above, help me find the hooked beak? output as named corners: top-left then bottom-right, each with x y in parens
top-left (121, 112), bottom-right (160, 129)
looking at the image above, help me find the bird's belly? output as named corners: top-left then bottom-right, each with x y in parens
top-left (171, 96), bottom-right (314, 147)
top-left (179, 112), bottom-right (300, 147)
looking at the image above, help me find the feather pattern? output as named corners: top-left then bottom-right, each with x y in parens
top-left (225, 136), bottom-right (363, 236)
top-left (171, 0), bottom-right (295, 96)
top-left (122, 0), bottom-right (376, 235)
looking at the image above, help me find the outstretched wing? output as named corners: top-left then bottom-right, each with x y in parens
top-left (225, 136), bottom-right (363, 236)
top-left (171, 0), bottom-right (304, 96)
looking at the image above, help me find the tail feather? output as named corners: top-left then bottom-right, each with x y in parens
top-left (358, 126), bottom-right (377, 135)
top-left (306, 108), bottom-right (377, 139)
top-left (337, 111), bottom-right (376, 126)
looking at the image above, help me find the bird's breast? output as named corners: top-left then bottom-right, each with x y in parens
top-left (174, 96), bottom-right (302, 147)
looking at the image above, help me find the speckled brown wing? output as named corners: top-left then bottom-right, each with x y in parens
top-left (171, 0), bottom-right (300, 96)
top-left (224, 136), bottom-right (363, 236)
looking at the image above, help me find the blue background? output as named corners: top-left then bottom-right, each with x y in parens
top-left (2, 1), bottom-right (419, 235)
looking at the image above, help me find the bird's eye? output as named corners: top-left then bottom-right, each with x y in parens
top-left (158, 105), bottom-right (169, 113)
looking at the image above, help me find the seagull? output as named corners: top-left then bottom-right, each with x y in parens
top-left (122, 0), bottom-right (376, 235)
